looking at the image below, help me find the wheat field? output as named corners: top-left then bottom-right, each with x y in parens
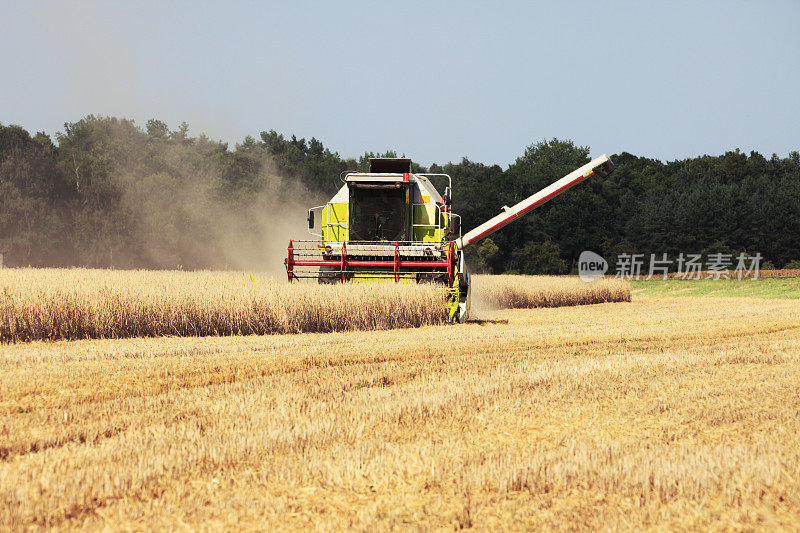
top-left (473, 274), bottom-right (630, 309)
top-left (0, 269), bottom-right (448, 342)
top-left (0, 269), bottom-right (629, 342)
top-left (2, 284), bottom-right (799, 529)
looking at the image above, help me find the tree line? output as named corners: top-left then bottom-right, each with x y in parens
top-left (1, 115), bottom-right (799, 273)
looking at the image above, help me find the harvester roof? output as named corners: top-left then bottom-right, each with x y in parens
top-left (342, 158), bottom-right (419, 185)
top-left (345, 173), bottom-right (409, 184)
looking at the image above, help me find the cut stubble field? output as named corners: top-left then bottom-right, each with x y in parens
top-left (2, 274), bottom-right (800, 530)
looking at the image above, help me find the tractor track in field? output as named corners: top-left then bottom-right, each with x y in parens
top-left (0, 425), bottom-right (129, 462)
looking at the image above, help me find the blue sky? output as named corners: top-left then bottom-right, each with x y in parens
top-left (1, 1), bottom-right (798, 166)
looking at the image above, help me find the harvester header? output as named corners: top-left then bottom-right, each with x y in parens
top-left (285, 153), bottom-right (616, 322)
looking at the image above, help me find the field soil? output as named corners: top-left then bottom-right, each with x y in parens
top-left (3, 292), bottom-right (800, 530)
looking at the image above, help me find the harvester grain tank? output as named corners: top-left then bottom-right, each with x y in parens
top-left (285, 155), bottom-right (616, 322)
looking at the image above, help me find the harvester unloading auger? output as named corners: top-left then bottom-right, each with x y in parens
top-left (285, 155), bottom-right (616, 322)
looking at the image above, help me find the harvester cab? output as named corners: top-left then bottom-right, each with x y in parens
top-left (285, 154), bottom-right (616, 323)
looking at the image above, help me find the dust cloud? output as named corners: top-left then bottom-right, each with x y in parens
top-left (117, 143), bottom-right (325, 274)
top-left (35, 4), bottom-right (311, 273)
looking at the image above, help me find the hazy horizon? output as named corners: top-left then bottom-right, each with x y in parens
top-left (2, 1), bottom-right (798, 167)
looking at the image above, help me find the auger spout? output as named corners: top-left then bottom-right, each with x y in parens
top-left (454, 154), bottom-right (616, 249)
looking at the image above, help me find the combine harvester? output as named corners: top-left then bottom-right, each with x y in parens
top-left (285, 155), bottom-right (616, 322)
